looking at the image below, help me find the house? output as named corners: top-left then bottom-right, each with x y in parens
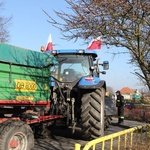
top-left (120, 87), bottom-right (141, 100)
top-left (120, 87), bottom-right (134, 100)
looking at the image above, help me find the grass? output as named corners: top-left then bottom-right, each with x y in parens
top-left (126, 139), bottom-right (150, 150)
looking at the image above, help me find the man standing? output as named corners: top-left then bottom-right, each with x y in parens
top-left (116, 90), bottom-right (124, 124)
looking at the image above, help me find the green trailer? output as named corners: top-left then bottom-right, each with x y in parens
top-left (0, 43), bottom-right (57, 105)
top-left (0, 44), bottom-right (62, 150)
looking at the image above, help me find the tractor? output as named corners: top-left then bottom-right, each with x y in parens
top-left (45, 49), bottom-right (116, 140)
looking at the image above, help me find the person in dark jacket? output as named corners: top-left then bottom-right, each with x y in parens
top-left (116, 90), bottom-right (124, 124)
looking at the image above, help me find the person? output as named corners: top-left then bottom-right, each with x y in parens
top-left (116, 90), bottom-right (124, 124)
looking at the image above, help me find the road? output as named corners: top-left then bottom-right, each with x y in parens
top-left (32, 118), bottom-right (146, 150)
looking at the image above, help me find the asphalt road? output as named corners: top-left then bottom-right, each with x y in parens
top-left (32, 118), bottom-right (146, 150)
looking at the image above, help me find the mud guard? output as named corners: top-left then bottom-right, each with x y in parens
top-left (78, 77), bottom-right (116, 116)
top-left (78, 77), bottom-right (106, 90)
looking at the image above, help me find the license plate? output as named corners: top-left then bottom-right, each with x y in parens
top-left (15, 79), bottom-right (37, 92)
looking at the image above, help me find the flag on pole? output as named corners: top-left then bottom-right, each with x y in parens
top-left (87, 36), bottom-right (102, 50)
top-left (45, 34), bottom-right (53, 51)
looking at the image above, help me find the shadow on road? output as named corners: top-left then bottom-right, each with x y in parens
top-left (111, 122), bottom-right (130, 129)
top-left (49, 126), bottom-right (84, 140)
top-left (33, 126), bottom-right (87, 150)
top-left (32, 118), bottom-right (146, 150)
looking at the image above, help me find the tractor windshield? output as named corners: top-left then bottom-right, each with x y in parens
top-left (51, 54), bottom-right (90, 82)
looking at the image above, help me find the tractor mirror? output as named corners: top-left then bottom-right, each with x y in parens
top-left (103, 61), bottom-right (109, 70)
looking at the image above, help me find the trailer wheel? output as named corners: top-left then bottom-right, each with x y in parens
top-left (81, 88), bottom-right (105, 140)
top-left (0, 120), bottom-right (34, 150)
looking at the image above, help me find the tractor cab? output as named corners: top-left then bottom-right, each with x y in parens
top-left (50, 53), bottom-right (90, 82)
top-left (47, 49), bottom-right (109, 83)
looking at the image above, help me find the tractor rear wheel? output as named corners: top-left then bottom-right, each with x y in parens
top-left (81, 88), bottom-right (105, 140)
top-left (0, 120), bottom-right (34, 150)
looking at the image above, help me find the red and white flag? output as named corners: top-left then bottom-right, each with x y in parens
top-left (45, 34), bottom-right (53, 51)
top-left (87, 36), bottom-right (102, 50)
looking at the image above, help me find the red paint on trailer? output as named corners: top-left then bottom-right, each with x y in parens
top-left (0, 100), bottom-right (50, 106)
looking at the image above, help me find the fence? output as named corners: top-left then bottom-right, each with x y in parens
top-left (74, 124), bottom-right (150, 150)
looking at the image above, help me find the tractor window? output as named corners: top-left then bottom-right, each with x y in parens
top-left (50, 65), bottom-right (59, 79)
top-left (52, 55), bottom-right (90, 82)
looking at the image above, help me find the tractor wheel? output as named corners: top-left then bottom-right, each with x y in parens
top-left (81, 88), bottom-right (105, 140)
top-left (0, 120), bottom-right (34, 150)
top-left (104, 116), bottom-right (112, 130)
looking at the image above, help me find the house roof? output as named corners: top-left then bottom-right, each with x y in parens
top-left (120, 87), bottom-right (134, 94)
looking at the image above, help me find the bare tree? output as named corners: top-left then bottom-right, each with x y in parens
top-left (44, 0), bottom-right (150, 90)
top-left (0, 1), bottom-right (12, 43)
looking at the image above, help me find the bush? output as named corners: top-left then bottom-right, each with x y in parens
top-left (124, 103), bottom-right (150, 122)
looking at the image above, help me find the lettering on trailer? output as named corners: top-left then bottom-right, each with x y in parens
top-left (16, 96), bottom-right (34, 101)
top-left (15, 79), bottom-right (37, 92)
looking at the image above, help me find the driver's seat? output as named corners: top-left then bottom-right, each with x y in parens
top-left (63, 69), bottom-right (75, 81)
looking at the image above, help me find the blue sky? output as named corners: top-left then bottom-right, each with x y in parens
top-left (2, 0), bottom-right (146, 92)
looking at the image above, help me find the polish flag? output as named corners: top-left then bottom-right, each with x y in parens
top-left (87, 36), bottom-right (102, 50)
top-left (45, 34), bottom-right (53, 51)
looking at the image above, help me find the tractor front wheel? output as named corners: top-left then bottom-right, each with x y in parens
top-left (81, 88), bottom-right (105, 140)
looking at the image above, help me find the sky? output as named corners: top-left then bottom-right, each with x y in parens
top-left (2, 0), bottom-right (147, 92)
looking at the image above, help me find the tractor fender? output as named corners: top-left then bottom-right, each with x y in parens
top-left (78, 77), bottom-right (106, 90)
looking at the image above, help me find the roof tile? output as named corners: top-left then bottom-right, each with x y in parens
top-left (120, 87), bottom-right (134, 94)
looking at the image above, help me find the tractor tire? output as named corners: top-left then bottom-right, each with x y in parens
top-left (81, 88), bottom-right (105, 140)
top-left (0, 120), bottom-right (34, 150)
top-left (104, 116), bottom-right (112, 130)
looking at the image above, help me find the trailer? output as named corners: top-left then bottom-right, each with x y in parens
top-left (0, 44), bottom-right (62, 150)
